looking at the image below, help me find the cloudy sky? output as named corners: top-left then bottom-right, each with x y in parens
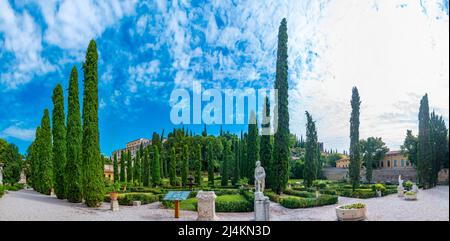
top-left (0, 0), bottom-right (448, 155)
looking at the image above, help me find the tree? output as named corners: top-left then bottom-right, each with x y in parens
top-left (221, 141), bottom-right (232, 186)
top-left (260, 97), bottom-right (273, 187)
top-left (120, 150), bottom-right (126, 182)
top-left (181, 144), bottom-right (189, 187)
top-left (194, 144), bottom-right (202, 186)
top-left (39, 109), bottom-right (54, 194)
top-left (52, 84), bottom-right (67, 199)
top-left (65, 67), bottom-right (83, 203)
top-left (349, 87), bottom-right (361, 191)
top-left (273, 18), bottom-right (290, 194)
top-left (247, 111), bottom-right (259, 183)
top-left (401, 130), bottom-right (418, 167)
top-left (169, 147), bottom-right (177, 186)
top-left (360, 137), bottom-right (389, 183)
top-left (417, 94), bottom-right (432, 188)
top-left (207, 142), bottom-right (215, 186)
top-left (304, 112), bottom-right (318, 187)
top-left (126, 151), bottom-right (132, 182)
top-left (231, 138), bottom-right (240, 186)
top-left (151, 146), bottom-right (161, 186)
top-left (1, 143), bottom-right (22, 185)
top-left (113, 153), bottom-right (119, 183)
top-left (430, 111), bottom-right (448, 186)
top-left (143, 148), bottom-right (150, 186)
top-left (133, 144), bottom-right (143, 185)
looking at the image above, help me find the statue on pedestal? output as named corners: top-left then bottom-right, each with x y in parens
top-left (254, 161), bottom-right (266, 193)
top-left (254, 161), bottom-right (269, 221)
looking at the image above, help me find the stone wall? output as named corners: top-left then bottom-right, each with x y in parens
top-left (322, 168), bottom-right (348, 181)
top-left (371, 168), bottom-right (417, 184)
top-left (438, 168), bottom-right (449, 185)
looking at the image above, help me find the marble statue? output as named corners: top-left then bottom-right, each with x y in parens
top-left (254, 161), bottom-right (266, 193)
top-left (412, 183), bottom-right (419, 193)
top-left (398, 175), bottom-right (403, 187)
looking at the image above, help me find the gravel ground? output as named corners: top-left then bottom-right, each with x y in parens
top-left (0, 186), bottom-right (448, 221)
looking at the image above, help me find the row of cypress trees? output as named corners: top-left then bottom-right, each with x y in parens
top-left (29, 40), bottom-right (103, 207)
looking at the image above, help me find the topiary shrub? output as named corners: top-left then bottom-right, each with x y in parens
top-left (280, 194), bottom-right (338, 209)
top-left (284, 189), bottom-right (316, 198)
top-left (264, 191), bottom-right (281, 203)
top-left (404, 181), bottom-right (413, 191)
top-left (215, 195), bottom-right (253, 212)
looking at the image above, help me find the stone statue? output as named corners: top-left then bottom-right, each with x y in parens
top-left (398, 175), bottom-right (403, 187)
top-left (412, 183), bottom-right (419, 193)
top-left (254, 161), bottom-right (266, 193)
top-left (0, 163), bottom-right (3, 185)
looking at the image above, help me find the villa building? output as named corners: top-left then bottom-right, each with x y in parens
top-left (336, 157), bottom-right (350, 169)
top-left (112, 138), bottom-right (152, 162)
top-left (379, 151), bottom-right (412, 169)
top-left (104, 164), bottom-right (114, 181)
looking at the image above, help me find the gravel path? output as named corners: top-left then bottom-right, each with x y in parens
top-left (0, 186), bottom-right (448, 221)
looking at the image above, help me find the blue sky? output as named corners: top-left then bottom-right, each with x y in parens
top-left (0, 0), bottom-right (448, 156)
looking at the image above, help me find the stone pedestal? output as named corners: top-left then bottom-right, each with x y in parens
top-left (254, 192), bottom-right (270, 221)
top-left (111, 200), bottom-right (119, 211)
top-left (133, 201), bottom-right (141, 207)
top-left (196, 191), bottom-right (217, 221)
top-left (397, 186), bottom-right (404, 197)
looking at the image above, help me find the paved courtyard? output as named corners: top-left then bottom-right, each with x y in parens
top-left (0, 186), bottom-right (448, 221)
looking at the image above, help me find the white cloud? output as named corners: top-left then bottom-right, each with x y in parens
top-left (127, 60), bottom-right (161, 93)
top-left (0, 125), bottom-right (35, 141)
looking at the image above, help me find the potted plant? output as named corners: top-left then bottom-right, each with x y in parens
top-left (404, 191), bottom-right (417, 200)
top-left (373, 184), bottom-right (385, 197)
top-left (336, 203), bottom-right (367, 221)
top-left (403, 181), bottom-right (413, 191)
top-left (110, 182), bottom-right (121, 201)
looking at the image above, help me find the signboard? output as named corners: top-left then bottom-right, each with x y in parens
top-left (163, 191), bottom-right (191, 201)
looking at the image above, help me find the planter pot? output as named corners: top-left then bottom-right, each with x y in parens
top-left (336, 205), bottom-right (367, 221)
top-left (376, 190), bottom-right (382, 197)
top-left (404, 193), bottom-right (417, 201)
top-left (110, 192), bottom-right (119, 201)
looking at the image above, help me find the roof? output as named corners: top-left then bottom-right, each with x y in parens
top-left (386, 150), bottom-right (402, 155)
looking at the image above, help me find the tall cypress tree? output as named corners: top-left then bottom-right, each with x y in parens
top-left (169, 147), bottom-right (177, 186)
top-left (207, 142), bottom-right (215, 186)
top-left (40, 109), bottom-right (53, 195)
top-left (194, 144), bottom-right (202, 186)
top-left (417, 94), bottom-right (432, 188)
top-left (113, 152), bottom-right (119, 183)
top-left (304, 112), bottom-right (318, 187)
top-left (247, 111), bottom-right (259, 183)
top-left (221, 141), bottom-right (232, 186)
top-left (120, 150), bottom-right (126, 182)
top-left (32, 127), bottom-right (41, 192)
top-left (126, 151), bottom-right (132, 183)
top-left (52, 84), bottom-right (67, 199)
top-left (151, 146), bottom-right (161, 186)
top-left (231, 138), bottom-right (240, 186)
top-left (430, 112), bottom-right (448, 186)
top-left (273, 18), bottom-right (290, 194)
top-left (82, 40), bottom-right (104, 207)
top-left (349, 87), bottom-right (361, 191)
top-left (143, 148), bottom-right (150, 186)
top-left (260, 97), bottom-right (273, 187)
top-left (181, 144), bottom-right (189, 187)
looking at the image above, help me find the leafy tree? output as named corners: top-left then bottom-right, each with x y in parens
top-left (247, 111), bottom-right (259, 183)
top-left (181, 144), bottom-right (189, 187)
top-left (151, 146), bottom-right (161, 186)
top-left (81, 40), bottom-right (103, 207)
top-left (273, 18), bottom-right (290, 194)
top-left (52, 84), bottom-right (67, 199)
top-left (401, 130), bottom-right (418, 166)
top-left (169, 147), bottom-right (177, 186)
top-left (360, 137), bottom-right (389, 183)
top-left (113, 153), bottom-right (119, 183)
top-left (349, 87), bottom-right (361, 191)
top-left (326, 153), bottom-right (343, 167)
top-left (66, 70), bottom-right (84, 203)
top-left (260, 97), bottom-right (273, 187)
top-left (1, 143), bottom-right (22, 185)
top-left (417, 94), bottom-right (432, 188)
top-left (430, 111), bottom-right (448, 186)
top-left (304, 112), bottom-right (318, 187)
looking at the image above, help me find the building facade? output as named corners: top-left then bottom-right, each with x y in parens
top-left (104, 164), bottom-right (114, 181)
top-left (379, 151), bottom-right (412, 169)
top-left (112, 138), bottom-right (152, 163)
top-left (336, 157), bottom-right (350, 168)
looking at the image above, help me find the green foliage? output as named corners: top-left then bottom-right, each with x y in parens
top-left (104, 192), bottom-right (160, 205)
top-left (120, 151), bottom-right (126, 182)
top-left (39, 109), bottom-right (53, 195)
top-left (52, 84), bottom-right (67, 199)
top-left (360, 137), bottom-right (389, 183)
top-left (181, 145), bottom-right (189, 187)
top-left (151, 146), bottom-right (161, 186)
top-left (430, 111), bottom-right (448, 186)
top-left (401, 130), bottom-right (418, 166)
top-left (113, 153), bottom-right (119, 183)
top-left (126, 151), bottom-right (132, 182)
top-left (304, 112), bottom-right (318, 187)
top-left (207, 142), bottom-right (215, 186)
top-left (417, 94), bottom-right (433, 188)
top-left (194, 144), bottom-right (202, 186)
top-left (169, 147), bottom-right (177, 186)
top-left (284, 189), bottom-right (316, 198)
top-left (0, 185), bottom-right (4, 198)
top-left (373, 183), bottom-right (386, 192)
top-left (215, 195), bottom-right (253, 212)
top-left (349, 87), bottom-right (361, 191)
top-left (1, 143), bottom-right (22, 185)
top-left (221, 140), bottom-right (232, 186)
top-left (260, 97), bottom-right (273, 188)
top-left (82, 40), bottom-right (104, 207)
top-left (273, 19), bottom-right (290, 194)
top-left (246, 111), bottom-right (259, 184)
top-left (403, 181), bottom-right (413, 191)
top-left (340, 203), bottom-right (365, 209)
top-left (280, 195), bottom-right (338, 209)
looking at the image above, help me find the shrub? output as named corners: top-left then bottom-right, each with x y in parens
top-left (372, 184), bottom-right (386, 193)
top-left (162, 198), bottom-right (198, 211)
top-left (284, 189), bottom-right (316, 198)
top-left (340, 203), bottom-right (365, 209)
top-left (313, 180), bottom-right (328, 189)
top-left (0, 185), bottom-right (4, 198)
top-left (104, 192), bottom-right (160, 205)
top-left (338, 188), bottom-right (376, 199)
top-left (3, 183), bottom-right (24, 191)
top-left (404, 181), bottom-right (413, 191)
top-left (215, 195), bottom-right (253, 212)
top-left (280, 194), bottom-right (338, 209)
top-left (264, 191), bottom-right (281, 203)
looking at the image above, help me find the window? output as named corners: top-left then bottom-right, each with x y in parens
top-left (401, 160), bottom-right (405, 167)
top-left (387, 160), bottom-right (391, 167)
top-left (381, 161), bottom-right (384, 167)
top-left (394, 160), bottom-right (398, 167)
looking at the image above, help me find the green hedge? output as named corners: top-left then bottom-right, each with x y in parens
top-left (2, 183), bottom-right (24, 191)
top-left (264, 191), bottom-right (281, 203)
top-left (104, 192), bottom-right (161, 205)
top-left (280, 194), bottom-right (338, 209)
top-left (284, 189), bottom-right (316, 198)
top-left (0, 185), bottom-right (4, 198)
top-left (215, 195), bottom-right (253, 212)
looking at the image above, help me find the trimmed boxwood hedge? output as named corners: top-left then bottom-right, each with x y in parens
top-left (104, 192), bottom-right (162, 205)
top-left (215, 195), bottom-right (253, 212)
top-left (280, 194), bottom-right (338, 209)
top-left (284, 189), bottom-right (316, 198)
top-left (0, 185), bottom-right (4, 198)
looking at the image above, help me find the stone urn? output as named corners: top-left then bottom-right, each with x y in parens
top-left (110, 192), bottom-right (119, 201)
top-left (404, 191), bottom-right (417, 201)
top-left (336, 204), bottom-right (367, 221)
top-left (397, 186), bottom-right (404, 197)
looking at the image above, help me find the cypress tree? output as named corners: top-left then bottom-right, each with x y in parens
top-left (349, 87), bottom-right (361, 191)
top-left (31, 127), bottom-right (41, 192)
top-left (260, 97), bottom-right (273, 187)
top-left (113, 152), bottom-right (119, 183)
top-left (181, 144), bottom-right (189, 187)
top-left (273, 18), bottom-right (290, 194)
top-left (126, 151), bottom-right (132, 183)
top-left (40, 109), bottom-right (53, 195)
top-left (82, 40), bottom-right (103, 207)
top-left (430, 112), bottom-right (448, 186)
top-left (417, 94), bottom-right (432, 188)
top-left (207, 142), bottom-right (214, 186)
top-left (231, 138), bottom-right (240, 186)
top-left (247, 111), bottom-right (259, 183)
top-left (52, 84), bottom-right (67, 199)
top-left (120, 150), bottom-right (126, 182)
top-left (143, 148), bottom-right (150, 186)
top-left (151, 146), bottom-right (161, 186)
top-left (194, 144), bottom-right (202, 185)
top-left (304, 112), bottom-right (318, 187)
top-left (169, 147), bottom-right (177, 186)
top-left (221, 141), bottom-right (232, 186)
